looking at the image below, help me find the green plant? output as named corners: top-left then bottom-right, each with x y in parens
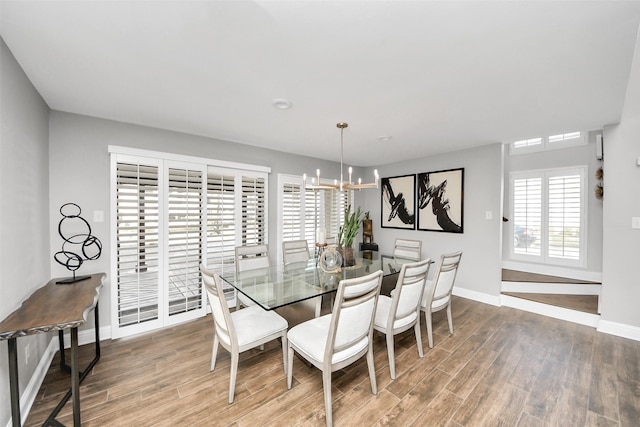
top-left (338, 205), bottom-right (363, 247)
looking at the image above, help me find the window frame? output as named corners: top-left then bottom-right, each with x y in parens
top-left (110, 146), bottom-right (270, 338)
top-left (509, 165), bottom-right (587, 268)
top-left (509, 131), bottom-right (586, 156)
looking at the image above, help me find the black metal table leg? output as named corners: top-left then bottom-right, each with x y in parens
top-left (71, 327), bottom-right (80, 426)
top-left (8, 338), bottom-right (21, 427)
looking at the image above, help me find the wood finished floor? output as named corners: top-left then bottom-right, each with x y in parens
top-left (26, 296), bottom-right (640, 426)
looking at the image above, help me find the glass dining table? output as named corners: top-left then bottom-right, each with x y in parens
top-left (220, 251), bottom-right (415, 311)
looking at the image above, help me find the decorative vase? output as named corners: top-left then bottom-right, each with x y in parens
top-left (339, 245), bottom-right (356, 267)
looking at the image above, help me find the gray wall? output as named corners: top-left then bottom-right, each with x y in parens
top-left (502, 130), bottom-right (604, 273)
top-left (48, 111), bottom-right (357, 330)
top-left (0, 38), bottom-right (51, 426)
top-left (360, 143), bottom-right (505, 302)
top-left (601, 30), bottom-right (640, 329)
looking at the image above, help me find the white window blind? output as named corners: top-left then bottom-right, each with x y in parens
top-left (205, 171), bottom-right (236, 277)
top-left (510, 167), bottom-right (585, 266)
top-left (242, 176), bottom-right (266, 245)
top-left (513, 137), bottom-right (542, 149)
top-left (111, 147), bottom-right (269, 338)
top-left (277, 175), bottom-right (354, 261)
top-left (547, 173), bottom-right (581, 260)
top-left (166, 167), bottom-right (204, 316)
top-left (115, 162), bottom-right (160, 327)
top-left (513, 176), bottom-right (542, 256)
top-left (511, 131), bottom-right (584, 155)
top-left (282, 181), bottom-right (302, 242)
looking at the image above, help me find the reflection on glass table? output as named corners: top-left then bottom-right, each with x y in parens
top-left (220, 252), bottom-right (415, 311)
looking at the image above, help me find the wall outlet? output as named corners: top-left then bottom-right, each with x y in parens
top-left (485, 210), bottom-right (493, 220)
top-left (632, 217), bottom-right (640, 229)
top-left (93, 210), bottom-right (104, 223)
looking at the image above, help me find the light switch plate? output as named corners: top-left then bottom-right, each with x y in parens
top-left (94, 210), bottom-right (104, 223)
top-left (485, 210), bottom-right (493, 220)
top-left (632, 217), bottom-right (640, 229)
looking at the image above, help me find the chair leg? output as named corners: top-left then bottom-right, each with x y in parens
top-left (228, 351), bottom-right (239, 404)
top-left (425, 310), bottom-right (434, 349)
top-left (281, 333), bottom-right (288, 374)
top-left (210, 335), bottom-right (219, 371)
top-left (322, 368), bottom-right (333, 427)
top-left (414, 319), bottom-right (424, 358)
top-left (366, 344), bottom-right (378, 395)
top-left (314, 295), bottom-right (322, 317)
top-left (235, 290), bottom-right (241, 310)
top-left (287, 344), bottom-right (294, 389)
top-left (446, 303), bottom-right (454, 335)
top-left (385, 332), bottom-right (396, 379)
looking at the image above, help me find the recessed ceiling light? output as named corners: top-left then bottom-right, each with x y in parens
top-left (272, 98), bottom-right (293, 110)
top-left (377, 135), bottom-right (392, 142)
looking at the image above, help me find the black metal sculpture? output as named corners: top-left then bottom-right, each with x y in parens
top-left (54, 203), bottom-right (102, 284)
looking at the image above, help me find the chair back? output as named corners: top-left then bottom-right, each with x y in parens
top-left (390, 258), bottom-right (431, 325)
top-left (432, 251), bottom-right (463, 300)
top-left (393, 238), bottom-right (422, 261)
top-left (325, 270), bottom-right (383, 364)
top-left (201, 264), bottom-right (236, 348)
top-left (325, 236), bottom-right (337, 246)
top-left (282, 240), bottom-right (310, 265)
top-left (235, 244), bottom-right (270, 273)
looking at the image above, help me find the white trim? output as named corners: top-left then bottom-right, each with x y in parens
top-left (500, 294), bottom-right (600, 327)
top-left (597, 320), bottom-right (640, 342)
top-left (108, 145), bottom-right (271, 174)
top-left (501, 281), bottom-right (600, 295)
top-left (509, 131), bottom-right (586, 156)
top-left (452, 286), bottom-right (501, 307)
top-left (501, 260), bottom-right (602, 282)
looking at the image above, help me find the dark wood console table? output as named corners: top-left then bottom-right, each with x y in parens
top-left (0, 273), bottom-right (105, 427)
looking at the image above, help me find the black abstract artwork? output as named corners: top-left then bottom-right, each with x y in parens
top-left (381, 174), bottom-right (415, 230)
top-left (417, 168), bottom-right (464, 233)
top-left (54, 203), bottom-right (102, 284)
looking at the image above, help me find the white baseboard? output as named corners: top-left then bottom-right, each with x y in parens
top-left (597, 320), bottom-right (640, 341)
top-left (452, 286), bottom-right (501, 307)
top-left (502, 260), bottom-right (602, 283)
top-left (501, 294), bottom-right (600, 327)
top-left (501, 281), bottom-right (601, 295)
top-left (59, 325), bottom-right (112, 349)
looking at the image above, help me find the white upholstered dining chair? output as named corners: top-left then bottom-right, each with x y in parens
top-left (420, 251), bottom-right (462, 348)
top-left (373, 258), bottom-right (431, 379)
top-left (234, 244), bottom-right (270, 309)
top-left (282, 239), bottom-right (310, 265)
top-left (286, 270), bottom-right (383, 427)
top-left (392, 238), bottom-right (422, 261)
top-left (200, 264), bottom-right (288, 403)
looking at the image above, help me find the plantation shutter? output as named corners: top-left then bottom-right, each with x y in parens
top-left (241, 175), bottom-right (266, 245)
top-left (115, 161), bottom-right (161, 327)
top-left (166, 167), bottom-right (204, 316)
top-left (304, 189), bottom-right (318, 250)
top-left (282, 181), bottom-right (302, 242)
top-left (512, 176), bottom-right (542, 256)
top-left (206, 171), bottom-right (236, 276)
top-left (547, 172), bottom-right (581, 260)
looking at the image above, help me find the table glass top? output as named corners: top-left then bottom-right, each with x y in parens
top-left (220, 252), bottom-right (415, 310)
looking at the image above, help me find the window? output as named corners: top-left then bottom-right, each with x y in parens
top-left (111, 147), bottom-right (269, 338)
top-left (510, 131), bottom-right (584, 155)
top-left (510, 167), bottom-right (586, 266)
top-left (277, 174), bottom-right (353, 263)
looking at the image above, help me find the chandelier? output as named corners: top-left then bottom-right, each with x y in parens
top-left (303, 122), bottom-right (379, 191)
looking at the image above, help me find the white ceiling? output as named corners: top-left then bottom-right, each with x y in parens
top-left (2, 1), bottom-right (640, 167)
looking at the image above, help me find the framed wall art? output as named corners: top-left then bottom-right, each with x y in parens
top-left (381, 174), bottom-right (415, 229)
top-left (417, 168), bottom-right (464, 233)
